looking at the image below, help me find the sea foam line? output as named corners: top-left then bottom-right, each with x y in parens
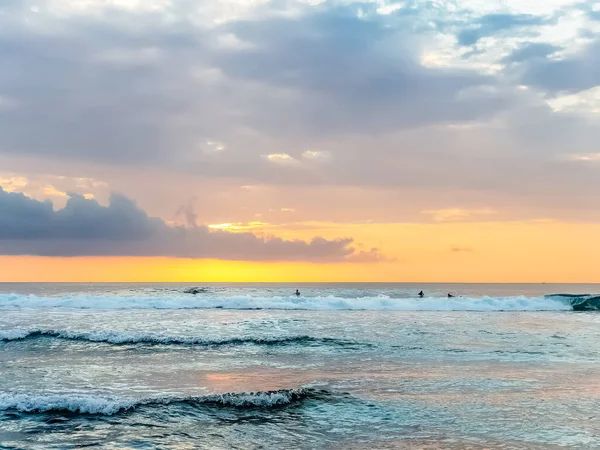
top-left (0, 329), bottom-right (361, 347)
top-left (0, 388), bottom-right (327, 415)
top-left (0, 293), bottom-right (575, 311)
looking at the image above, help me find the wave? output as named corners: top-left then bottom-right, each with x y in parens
top-left (0, 388), bottom-right (327, 415)
top-left (0, 329), bottom-right (360, 348)
top-left (0, 293), bottom-right (576, 311)
top-left (545, 294), bottom-right (600, 311)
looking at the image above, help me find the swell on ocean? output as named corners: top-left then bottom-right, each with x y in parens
top-left (0, 292), bottom-right (598, 310)
top-left (0, 388), bottom-right (332, 415)
top-left (0, 329), bottom-right (369, 349)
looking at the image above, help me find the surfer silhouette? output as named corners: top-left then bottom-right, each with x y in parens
top-left (418, 291), bottom-right (424, 298)
top-left (295, 289), bottom-right (300, 297)
top-left (447, 293), bottom-right (454, 298)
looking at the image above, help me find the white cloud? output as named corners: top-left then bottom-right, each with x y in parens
top-left (422, 208), bottom-right (498, 222)
top-left (207, 221), bottom-right (267, 231)
top-left (376, 3), bottom-right (404, 15)
top-left (42, 185), bottom-right (68, 198)
top-left (569, 153), bottom-right (600, 162)
top-left (42, 0), bottom-right (173, 15)
top-left (204, 140), bottom-right (227, 152)
top-left (0, 172), bottom-right (107, 205)
top-left (240, 185), bottom-right (260, 191)
top-left (0, 176), bottom-right (29, 193)
top-left (546, 86), bottom-right (600, 114)
top-left (263, 153), bottom-right (298, 164)
top-left (302, 150), bottom-right (331, 162)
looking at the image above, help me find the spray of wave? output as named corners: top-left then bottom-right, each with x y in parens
top-left (0, 388), bottom-right (329, 415)
top-left (0, 293), bottom-right (576, 311)
top-left (0, 329), bottom-right (364, 348)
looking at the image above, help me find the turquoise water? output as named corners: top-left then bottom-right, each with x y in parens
top-left (1, 283), bottom-right (600, 449)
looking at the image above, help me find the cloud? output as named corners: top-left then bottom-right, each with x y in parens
top-left (0, 175), bottom-right (28, 192)
top-left (0, 188), bottom-right (384, 262)
top-left (581, 1), bottom-right (600, 21)
top-left (263, 153), bottom-right (297, 164)
top-left (346, 248), bottom-right (390, 263)
top-left (0, 0), bottom-right (598, 227)
top-left (218, 6), bottom-right (511, 135)
top-left (0, 172), bottom-right (108, 207)
top-left (568, 153), bottom-right (600, 162)
top-left (517, 38), bottom-right (600, 94)
top-left (546, 85), bottom-right (600, 114)
top-left (422, 208), bottom-right (497, 222)
top-left (203, 140), bottom-right (226, 153)
top-left (302, 150), bottom-right (331, 162)
top-left (502, 42), bottom-right (561, 64)
top-left (457, 13), bottom-right (548, 46)
top-left (0, 0), bottom-right (513, 171)
top-left (173, 197), bottom-right (198, 227)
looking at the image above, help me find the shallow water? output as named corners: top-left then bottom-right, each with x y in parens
top-left (1, 283), bottom-right (600, 449)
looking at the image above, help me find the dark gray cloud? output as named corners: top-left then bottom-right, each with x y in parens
top-left (215, 8), bottom-right (508, 135)
top-left (0, 188), bottom-right (383, 261)
top-left (457, 13), bottom-right (548, 46)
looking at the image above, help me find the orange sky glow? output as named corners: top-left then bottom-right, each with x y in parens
top-left (2, 220), bottom-right (599, 283)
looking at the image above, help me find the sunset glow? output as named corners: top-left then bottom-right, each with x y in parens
top-left (0, 0), bottom-right (598, 282)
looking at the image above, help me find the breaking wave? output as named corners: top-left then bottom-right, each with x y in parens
top-left (544, 294), bottom-right (600, 311)
top-left (0, 293), bottom-right (577, 311)
top-left (0, 388), bottom-right (328, 415)
top-left (0, 329), bottom-right (362, 348)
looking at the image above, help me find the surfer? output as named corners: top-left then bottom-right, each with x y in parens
top-left (448, 293), bottom-right (454, 298)
top-left (295, 289), bottom-right (300, 297)
top-left (418, 290), bottom-right (424, 298)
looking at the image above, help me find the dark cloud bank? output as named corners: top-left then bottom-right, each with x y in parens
top-left (0, 188), bottom-right (383, 262)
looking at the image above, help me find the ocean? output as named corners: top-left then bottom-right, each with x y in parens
top-left (1, 282), bottom-right (600, 449)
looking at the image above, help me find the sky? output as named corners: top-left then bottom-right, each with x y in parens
top-left (1, 0), bottom-right (600, 282)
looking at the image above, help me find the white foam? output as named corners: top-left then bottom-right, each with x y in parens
top-left (0, 329), bottom-right (196, 344)
top-left (0, 293), bottom-right (572, 311)
top-left (0, 329), bottom-right (324, 346)
top-left (209, 389), bottom-right (309, 407)
top-left (0, 329), bottom-right (32, 340)
top-left (0, 389), bottom-right (314, 414)
top-left (0, 393), bottom-right (137, 415)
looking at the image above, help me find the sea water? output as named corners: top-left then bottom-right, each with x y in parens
top-left (1, 283), bottom-right (600, 449)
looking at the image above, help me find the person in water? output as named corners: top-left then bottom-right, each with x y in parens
top-left (448, 293), bottom-right (454, 298)
top-left (295, 289), bottom-right (300, 297)
top-left (418, 291), bottom-right (424, 298)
